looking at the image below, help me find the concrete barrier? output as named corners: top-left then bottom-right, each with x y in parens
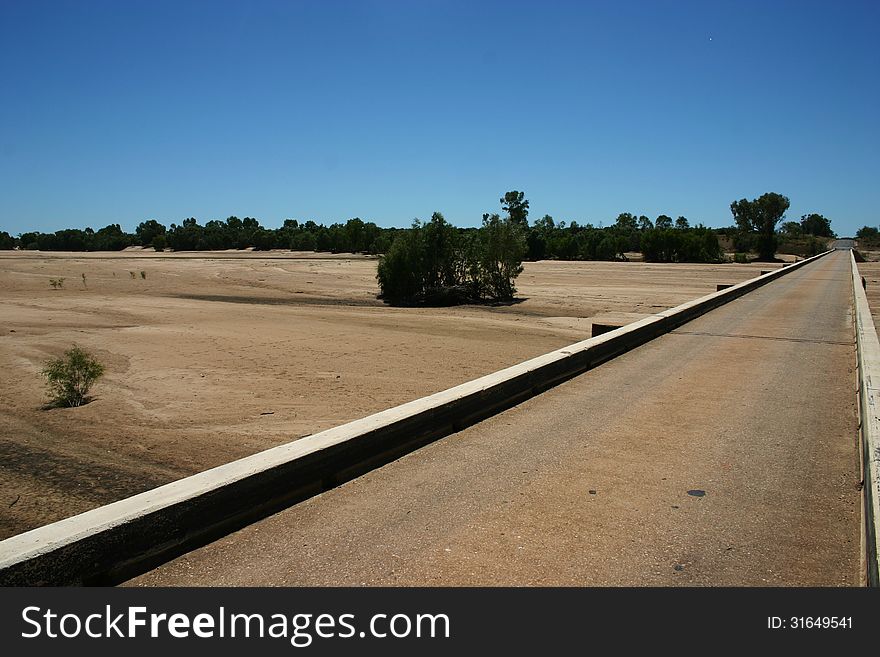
top-left (716, 284), bottom-right (733, 291)
top-left (850, 252), bottom-right (880, 586)
top-left (0, 249), bottom-right (833, 585)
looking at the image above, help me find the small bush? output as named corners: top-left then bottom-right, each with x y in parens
top-left (733, 252), bottom-right (748, 264)
top-left (49, 278), bottom-right (64, 289)
top-left (41, 345), bottom-right (105, 408)
top-left (140, 270), bottom-right (146, 279)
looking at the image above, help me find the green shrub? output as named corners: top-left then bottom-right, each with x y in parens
top-left (733, 252), bottom-right (749, 264)
top-left (49, 278), bottom-right (64, 289)
top-left (376, 211), bottom-right (525, 305)
top-left (41, 345), bottom-right (105, 407)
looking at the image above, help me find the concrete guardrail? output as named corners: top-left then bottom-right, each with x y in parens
top-left (0, 249), bottom-right (833, 585)
top-left (850, 251), bottom-right (880, 586)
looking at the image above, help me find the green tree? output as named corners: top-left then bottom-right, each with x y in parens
top-left (501, 190), bottom-right (530, 229)
top-left (800, 213), bottom-right (835, 238)
top-left (479, 213), bottom-right (526, 300)
top-left (526, 214), bottom-right (554, 261)
top-left (376, 222), bottom-right (425, 304)
top-left (41, 345), bottom-right (105, 407)
top-left (615, 212), bottom-right (638, 231)
top-left (675, 216), bottom-right (690, 230)
top-left (655, 214), bottom-right (673, 230)
top-left (730, 192), bottom-right (790, 260)
top-left (422, 212), bottom-right (458, 292)
top-left (135, 220), bottom-right (166, 247)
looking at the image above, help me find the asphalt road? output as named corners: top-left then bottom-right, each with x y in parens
top-left (128, 250), bottom-right (862, 586)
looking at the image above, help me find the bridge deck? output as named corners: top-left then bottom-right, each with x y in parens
top-left (128, 250), bottom-right (862, 586)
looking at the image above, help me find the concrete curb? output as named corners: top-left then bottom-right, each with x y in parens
top-left (851, 252), bottom-right (880, 586)
top-left (0, 250), bottom-right (833, 585)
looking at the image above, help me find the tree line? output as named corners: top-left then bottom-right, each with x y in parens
top-left (0, 190), bottom-right (836, 268)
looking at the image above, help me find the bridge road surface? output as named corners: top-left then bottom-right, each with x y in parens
top-left (128, 250), bottom-right (862, 586)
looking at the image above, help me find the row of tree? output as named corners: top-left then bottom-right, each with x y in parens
top-left (1, 191), bottom-right (834, 266)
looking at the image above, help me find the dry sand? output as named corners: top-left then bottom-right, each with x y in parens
top-left (0, 250), bottom-right (778, 539)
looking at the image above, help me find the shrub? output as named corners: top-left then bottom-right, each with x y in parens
top-left (49, 278), bottom-right (64, 289)
top-left (41, 345), bottom-right (105, 407)
top-left (376, 212), bottom-right (525, 305)
top-left (733, 252), bottom-right (748, 264)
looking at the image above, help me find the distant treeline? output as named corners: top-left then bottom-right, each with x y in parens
top-left (856, 225), bottom-right (880, 247)
top-left (0, 192), bottom-right (835, 265)
top-left (1, 213), bottom-right (723, 263)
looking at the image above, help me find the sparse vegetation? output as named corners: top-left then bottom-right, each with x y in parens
top-left (49, 278), bottom-right (64, 289)
top-left (140, 271), bottom-right (146, 279)
top-left (41, 345), bottom-right (105, 408)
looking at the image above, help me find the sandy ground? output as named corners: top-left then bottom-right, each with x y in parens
top-left (0, 250), bottom-right (778, 539)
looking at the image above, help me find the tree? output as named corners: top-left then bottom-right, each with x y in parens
top-left (857, 226), bottom-right (879, 240)
top-left (655, 215), bottom-right (673, 230)
top-left (526, 214), bottom-right (555, 261)
top-left (0, 231), bottom-right (15, 249)
top-left (638, 215), bottom-right (653, 231)
top-left (135, 220), bottom-right (166, 247)
top-left (480, 213), bottom-right (526, 300)
top-left (800, 213), bottom-right (835, 238)
top-left (421, 212), bottom-right (458, 292)
top-left (675, 216), bottom-right (690, 230)
top-left (615, 212), bottom-right (638, 231)
top-left (41, 345), bottom-right (105, 407)
top-left (376, 223), bottom-right (425, 304)
top-left (730, 192), bottom-right (790, 260)
top-left (501, 191), bottom-right (530, 229)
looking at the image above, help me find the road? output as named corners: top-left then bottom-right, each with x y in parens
top-left (128, 250), bottom-right (862, 586)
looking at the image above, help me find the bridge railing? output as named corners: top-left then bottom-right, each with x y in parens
top-left (850, 251), bottom-right (880, 586)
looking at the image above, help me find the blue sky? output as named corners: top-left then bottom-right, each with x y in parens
top-left (1, 0), bottom-right (877, 236)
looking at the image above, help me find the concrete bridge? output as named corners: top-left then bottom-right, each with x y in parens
top-left (1, 247), bottom-right (877, 586)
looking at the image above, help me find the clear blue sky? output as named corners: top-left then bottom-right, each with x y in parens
top-left (1, 0), bottom-right (877, 236)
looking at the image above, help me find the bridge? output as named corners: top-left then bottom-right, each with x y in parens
top-left (1, 247), bottom-right (877, 586)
